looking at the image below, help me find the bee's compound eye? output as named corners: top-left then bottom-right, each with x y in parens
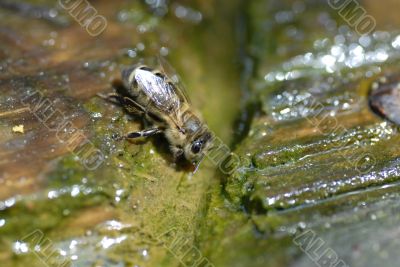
top-left (191, 141), bottom-right (202, 154)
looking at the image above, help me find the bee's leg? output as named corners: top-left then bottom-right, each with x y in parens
top-left (97, 94), bottom-right (146, 113)
top-left (171, 146), bottom-right (184, 161)
top-left (125, 128), bottom-right (163, 139)
top-left (97, 93), bottom-right (122, 105)
top-left (122, 97), bottom-right (146, 114)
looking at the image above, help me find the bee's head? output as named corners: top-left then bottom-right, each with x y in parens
top-left (183, 131), bottom-right (213, 164)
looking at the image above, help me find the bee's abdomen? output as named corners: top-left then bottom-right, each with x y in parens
top-left (123, 67), bottom-right (149, 100)
top-left (122, 66), bottom-right (137, 88)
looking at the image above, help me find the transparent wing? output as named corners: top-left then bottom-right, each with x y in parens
top-left (156, 55), bottom-right (192, 105)
top-left (137, 71), bottom-right (178, 109)
top-left (134, 67), bottom-right (186, 131)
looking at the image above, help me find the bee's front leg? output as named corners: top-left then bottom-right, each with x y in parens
top-left (97, 93), bottom-right (122, 105)
top-left (125, 128), bottom-right (163, 139)
top-left (98, 93), bottom-right (147, 116)
top-left (170, 146), bottom-right (184, 161)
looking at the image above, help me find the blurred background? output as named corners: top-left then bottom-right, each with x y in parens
top-left (1, 0), bottom-right (400, 266)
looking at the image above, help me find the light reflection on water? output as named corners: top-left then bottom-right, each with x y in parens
top-left (264, 32), bottom-right (400, 83)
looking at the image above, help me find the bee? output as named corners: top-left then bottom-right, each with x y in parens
top-left (99, 60), bottom-right (213, 168)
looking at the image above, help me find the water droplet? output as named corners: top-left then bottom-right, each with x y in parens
top-left (13, 241), bottom-right (29, 254)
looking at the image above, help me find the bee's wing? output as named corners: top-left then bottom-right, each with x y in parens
top-left (156, 55), bottom-right (192, 105)
top-left (134, 68), bottom-right (186, 131)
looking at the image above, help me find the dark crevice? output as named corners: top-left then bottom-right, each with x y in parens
top-left (241, 195), bottom-right (268, 215)
top-left (230, 0), bottom-right (253, 148)
top-left (230, 0), bottom-right (263, 150)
